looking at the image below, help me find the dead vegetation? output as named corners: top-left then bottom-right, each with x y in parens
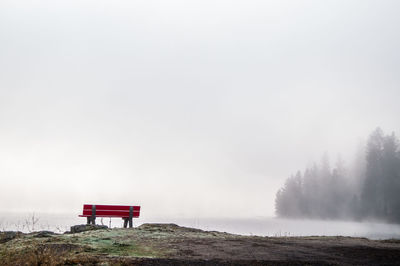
top-left (0, 223), bottom-right (400, 265)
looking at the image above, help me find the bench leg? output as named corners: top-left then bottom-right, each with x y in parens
top-left (87, 217), bottom-right (96, 225)
top-left (129, 218), bottom-right (133, 228)
top-left (123, 218), bottom-right (128, 228)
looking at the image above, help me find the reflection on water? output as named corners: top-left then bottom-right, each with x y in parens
top-left (1, 212), bottom-right (399, 240)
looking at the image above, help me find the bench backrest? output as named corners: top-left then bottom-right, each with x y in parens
top-left (82, 204), bottom-right (141, 218)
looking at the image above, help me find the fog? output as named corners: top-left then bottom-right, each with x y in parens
top-left (1, 0), bottom-right (400, 222)
top-left (276, 128), bottom-right (400, 224)
top-left (2, 213), bottom-right (400, 240)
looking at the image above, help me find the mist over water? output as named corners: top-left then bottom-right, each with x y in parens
top-left (1, 0), bottom-right (400, 239)
top-left (1, 212), bottom-right (400, 240)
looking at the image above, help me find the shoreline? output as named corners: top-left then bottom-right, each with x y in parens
top-left (1, 223), bottom-right (400, 265)
top-left (1, 213), bottom-right (400, 240)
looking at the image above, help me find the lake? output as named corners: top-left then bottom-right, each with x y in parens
top-left (1, 212), bottom-right (399, 240)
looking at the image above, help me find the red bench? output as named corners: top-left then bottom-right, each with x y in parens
top-left (79, 204), bottom-right (141, 228)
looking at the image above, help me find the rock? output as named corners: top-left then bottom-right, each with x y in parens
top-left (0, 231), bottom-right (23, 243)
top-left (138, 223), bottom-right (204, 233)
top-left (32, 231), bottom-right (56, 238)
top-left (70, 224), bottom-right (108, 234)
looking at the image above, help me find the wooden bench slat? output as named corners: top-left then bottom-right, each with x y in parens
top-left (81, 210), bottom-right (140, 217)
top-left (83, 204), bottom-right (140, 211)
top-left (79, 214), bottom-right (139, 218)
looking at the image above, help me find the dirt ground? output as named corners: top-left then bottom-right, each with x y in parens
top-left (1, 223), bottom-right (400, 265)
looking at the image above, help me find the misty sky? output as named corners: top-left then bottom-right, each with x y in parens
top-left (0, 0), bottom-right (399, 218)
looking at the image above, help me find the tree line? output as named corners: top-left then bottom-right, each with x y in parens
top-left (275, 128), bottom-right (400, 223)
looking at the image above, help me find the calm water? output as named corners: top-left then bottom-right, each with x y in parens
top-left (1, 212), bottom-right (399, 240)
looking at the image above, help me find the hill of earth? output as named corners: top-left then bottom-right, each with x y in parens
top-left (1, 223), bottom-right (400, 265)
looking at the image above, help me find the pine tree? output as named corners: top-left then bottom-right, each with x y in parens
top-left (381, 132), bottom-right (400, 221)
top-left (361, 127), bottom-right (384, 218)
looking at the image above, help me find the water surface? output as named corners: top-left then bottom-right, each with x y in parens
top-left (1, 212), bottom-right (399, 240)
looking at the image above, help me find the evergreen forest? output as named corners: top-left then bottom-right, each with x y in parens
top-left (275, 128), bottom-right (400, 223)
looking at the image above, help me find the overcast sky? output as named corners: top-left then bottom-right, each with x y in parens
top-left (0, 0), bottom-right (399, 218)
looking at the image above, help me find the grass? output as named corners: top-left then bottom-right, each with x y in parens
top-left (78, 229), bottom-right (161, 258)
top-left (0, 227), bottom-right (165, 265)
